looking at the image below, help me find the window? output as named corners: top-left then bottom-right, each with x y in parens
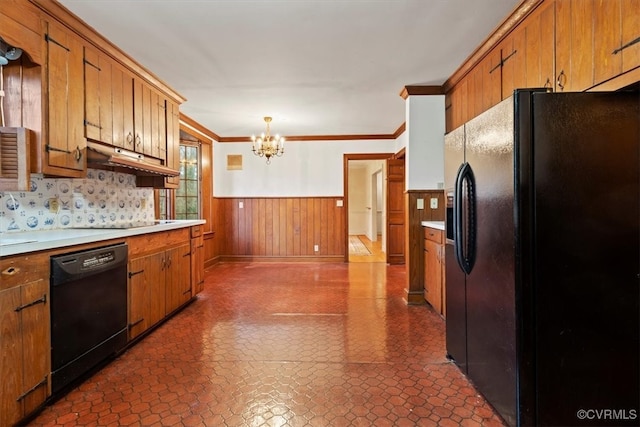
top-left (175, 143), bottom-right (200, 219)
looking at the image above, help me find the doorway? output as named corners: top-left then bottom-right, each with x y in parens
top-left (343, 153), bottom-right (398, 263)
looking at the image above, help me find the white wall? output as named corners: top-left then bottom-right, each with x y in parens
top-left (405, 95), bottom-right (445, 190)
top-left (214, 139), bottom-right (395, 197)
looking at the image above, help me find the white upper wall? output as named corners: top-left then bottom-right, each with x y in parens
top-left (214, 139), bottom-right (396, 197)
top-left (405, 95), bottom-right (445, 190)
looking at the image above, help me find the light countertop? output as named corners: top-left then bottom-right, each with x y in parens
top-left (0, 220), bottom-right (205, 257)
top-left (421, 221), bottom-right (445, 231)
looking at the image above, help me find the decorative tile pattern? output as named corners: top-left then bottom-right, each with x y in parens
top-left (30, 263), bottom-right (506, 427)
top-left (0, 169), bottom-right (154, 232)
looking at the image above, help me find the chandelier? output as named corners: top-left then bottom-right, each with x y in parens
top-left (251, 116), bottom-right (284, 164)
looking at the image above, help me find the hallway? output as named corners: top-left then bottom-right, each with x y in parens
top-left (31, 263), bottom-right (505, 427)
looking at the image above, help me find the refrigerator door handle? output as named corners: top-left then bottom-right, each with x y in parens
top-left (454, 162), bottom-right (477, 274)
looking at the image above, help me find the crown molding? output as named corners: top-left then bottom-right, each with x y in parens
top-left (180, 113), bottom-right (219, 142)
top-left (399, 85), bottom-right (444, 100)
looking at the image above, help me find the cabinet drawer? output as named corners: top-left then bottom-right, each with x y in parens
top-left (424, 227), bottom-right (443, 244)
top-left (190, 225), bottom-right (202, 238)
top-left (0, 253), bottom-right (50, 291)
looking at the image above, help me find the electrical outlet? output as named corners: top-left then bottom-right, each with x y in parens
top-left (49, 197), bottom-right (60, 213)
top-left (417, 198), bottom-right (424, 210)
top-left (239, 201), bottom-right (244, 209)
top-left (336, 200), bottom-right (343, 207)
top-left (430, 198), bottom-right (438, 209)
top-left (314, 244), bottom-right (319, 252)
top-left (141, 198), bottom-right (146, 209)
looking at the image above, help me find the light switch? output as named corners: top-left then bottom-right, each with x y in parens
top-left (430, 198), bottom-right (438, 209)
top-left (239, 201), bottom-right (244, 209)
top-left (336, 200), bottom-right (343, 207)
top-left (416, 198), bottom-right (424, 210)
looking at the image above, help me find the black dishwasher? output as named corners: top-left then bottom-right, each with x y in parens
top-left (50, 243), bottom-right (128, 395)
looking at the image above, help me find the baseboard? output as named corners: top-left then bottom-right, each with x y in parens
top-left (404, 288), bottom-right (426, 305)
top-left (220, 255), bottom-right (345, 263)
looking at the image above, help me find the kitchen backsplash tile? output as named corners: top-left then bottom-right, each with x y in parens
top-left (0, 169), bottom-right (154, 233)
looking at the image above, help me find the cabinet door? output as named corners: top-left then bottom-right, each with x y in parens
top-left (0, 287), bottom-right (22, 427)
top-left (191, 235), bottom-right (205, 295)
top-left (424, 239), bottom-right (443, 314)
top-left (20, 279), bottom-right (49, 416)
top-left (45, 20), bottom-right (86, 176)
top-left (621, 0), bottom-right (640, 73)
top-left (555, 0), bottom-right (595, 91)
top-left (500, 26), bottom-right (526, 99)
top-left (153, 92), bottom-right (167, 161)
top-left (594, 0), bottom-right (623, 85)
top-left (128, 252), bottom-right (165, 340)
top-left (83, 46), bottom-right (113, 145)
top-left (165, 244), bottom-right (192, 314)
top-left (164, 100), bottom-right (181, 188)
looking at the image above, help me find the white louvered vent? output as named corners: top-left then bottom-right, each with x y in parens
top-left (0, 127), bottom-right (31, 191)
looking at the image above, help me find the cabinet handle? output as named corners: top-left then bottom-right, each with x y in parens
top-left (182, 289), bottom-right (191, 296)
top-left (74, 146), bottom-right (82, 162)
top-left (135, 134), bottom-right (142, 147)
top-left (556, 70), bottom-right (566, 91)
top-left (15, 294), bottom-right (46, 312)
top-left (183, 252), bottom-right (191, 258)
top-left (126, 132), bottom-right (134, 146)
top-left (17, 375), bottom-right (48, 401)
top-left (166, 257), bottom-right (172, 268)
top-left (544, 78), bottom-right (553, 92)
top-left (128, 269), bottom-right (144, 278)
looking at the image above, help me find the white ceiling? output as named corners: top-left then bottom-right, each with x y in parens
top-left (58, 0), bottom-right (520, 139)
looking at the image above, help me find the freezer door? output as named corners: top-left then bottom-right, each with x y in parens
top-left (531, 91), bottom-right (639, 426)
top-left (464, 96), bottom-right (518, 426)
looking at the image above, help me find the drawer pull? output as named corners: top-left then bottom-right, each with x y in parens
top-left (2, 266), bottom-right (19, 276)
top-left (15, 294), bottom-right (46, 312)
top-left (17, 375), bottom-right (48, 401)
top-left (128, 269), bottom-right (144, 278)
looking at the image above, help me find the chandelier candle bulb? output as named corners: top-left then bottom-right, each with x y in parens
top-left (251, 116), bottom-right (285, 164)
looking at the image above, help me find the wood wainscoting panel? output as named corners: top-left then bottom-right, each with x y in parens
top-left (218, 197), bottom-right (345, 260)
top-left (405, 190), bottom-right (446, 304)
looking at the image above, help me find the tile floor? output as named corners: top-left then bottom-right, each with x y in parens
top-left (30, 262), bottom-right (506, 427)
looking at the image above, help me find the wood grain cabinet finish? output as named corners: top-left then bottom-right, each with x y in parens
top-left (128, 251), bottom-right (166, 340)
top-left (43, 19), bottom-right (86, 177)
top-left (164, 243), bottom-right (192, 315)
top-left (0, 254), bottom-right (50, 427)
top-left (83, 45), bottom-right (114, 146)
top-left (191, 226), bottom-right (205, 295)
top-left (127, 228), bottom-right (193, 340)
top-left (423, 227), bottom-right (445, 316)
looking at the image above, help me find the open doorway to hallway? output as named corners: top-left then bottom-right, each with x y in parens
top-left (347, 159), bottom-right (386, 262)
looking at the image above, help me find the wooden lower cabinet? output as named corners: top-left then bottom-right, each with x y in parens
top-left (0, 255), bottom-right (50, 427)
top-left (191, 226), bottom-right (205, 295)
top-left (423, 227), bottom-right (445, 316)
top-left (165, 243), bottom-right (192, 315)
top-left (128, 251), bottom-right (166, 340)
top-left (128, 241), bottom-right (192, 340)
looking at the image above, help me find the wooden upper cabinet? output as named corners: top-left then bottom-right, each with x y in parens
top-left (594, 0), bottom-right (623, 85)
top-left (555, 0), bottom-right (595, 91)
top-left (480, 48), bottom-right (502, 110)
top-left (44, 19), bottom-right (86, 176)
top-left (165, 100), bottom-right (181, 188)
top-left (523, 0), bottom-right (555, 89)
top-left (621, 0), bottom-right (640, 73)
top-left (499, 26), bottom-right (526, 99)
top-left (83, 45), bottom-right (113, 145)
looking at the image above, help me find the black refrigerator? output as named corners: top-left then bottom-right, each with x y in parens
top-left (444, 89), bottom-right (639, 427)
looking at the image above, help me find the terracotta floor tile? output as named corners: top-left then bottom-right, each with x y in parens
top-left (29, 262), bottom-right (505, 426)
